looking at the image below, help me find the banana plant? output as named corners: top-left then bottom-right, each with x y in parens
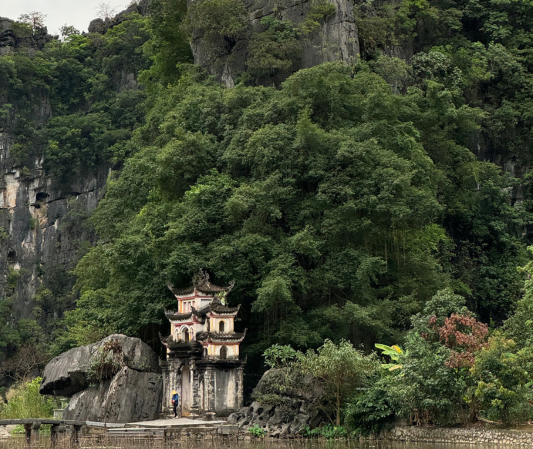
top-left (375, 343), bottom-right (406, 371)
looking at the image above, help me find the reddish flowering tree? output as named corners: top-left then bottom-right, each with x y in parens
top-left (435, 313), bottom-right (489, 368)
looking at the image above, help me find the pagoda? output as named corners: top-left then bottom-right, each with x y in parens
top-left (160, 270), bottom-right (246, 417)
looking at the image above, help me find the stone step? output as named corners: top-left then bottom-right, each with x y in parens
top-left (107, 427), bottom-right (165, 439)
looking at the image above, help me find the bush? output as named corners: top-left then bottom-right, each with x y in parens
top-left (248, 424), bottom-right (265, 437)
top-left (303, 424), bottom-right (348, 439)
top-left (471, 335), bottom-right (533, 424)
top-left (344, 373), bottom-right (395, 435)
top-left (0, 377), bottom-right (59, 419)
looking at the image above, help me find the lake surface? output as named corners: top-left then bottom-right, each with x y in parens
top-left (0, 437), bottom-right (516, 449)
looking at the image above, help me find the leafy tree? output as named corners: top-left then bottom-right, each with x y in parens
top-left (141, 0), bottom-right (193, 87)
top-left (297, 339), bottom-right (377, 425)
top-left (18, 11), bottom-right (47, 33)
top-left (247, 17), bottom-right (301, 78)
top-left (504, 246), bottom-right (533, 347)
top-left (59, 25), bottom-right (80, 40)
top-left (385, 290), bottom-right (475, 425)
top-left (263, 344), bottom-right (298, 369)
top-left (471, 335), bottom-right (533, 423)
top-left (70, 64), bottom-right (455, 358)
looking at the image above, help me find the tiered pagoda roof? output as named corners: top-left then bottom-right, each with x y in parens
top-left (167, 270), bottom-right (234, 297)
top-left (165, 298), bottom-right (240, 323)
top-left (196, 330), bottom-right (247, 343)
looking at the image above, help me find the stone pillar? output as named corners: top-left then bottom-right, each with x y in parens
top-left (236, 366), bottom-right (244, 409)
top-left (24, 423), bottom-right (32, 446)
top-left (190, 361), bottom-right (200, 417)
top-left (174, 360), bottom-right (182, 416)
top-left (160, 360), bottom-right (169, 414)
top-left (70, 425), bottom-right (82, 447)
top-left (50, 425), bottom-right (60, 449)
top-left (204, 366), bottom-right (216, 413)
top-left (31, 422), bottom-right (41, 441)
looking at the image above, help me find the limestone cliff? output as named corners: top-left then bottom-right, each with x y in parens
top-left (0, 141), bottom-right (108, 321)
top-left (0, 21), bottom-right (118, 329)
top-left (191, 0), bottom-right (359, 87)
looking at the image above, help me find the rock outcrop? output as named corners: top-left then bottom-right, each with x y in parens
top-left (40, 334), bottom-right (160, 397)
top-left (191, 0), bottom-right (359, 87)
top-left (89, 0), bottom-right (152, 34)
top-left (0, 17), bottom-right (55, 55)
top-left (63, 367), bottom-right (162, 423)
top-left (228, 368), bottom-right (325, 437)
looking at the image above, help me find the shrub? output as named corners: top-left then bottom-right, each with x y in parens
top-left (471, 335), bottom-right (533, 424)
top-left (248, 424), bottom-right (265, 437)
top-left (297, 339), bottom-right (378, 426)
top-left (0, 377), bottom-right (59, 419)
top-left (344, 373), bottom-right (395, 435)
top-left (263, 344), bottom-right (298, 369)
top-left (303, 424), bottom-right (348, 439)
top-left (86, 339), bottom-right (124, 383)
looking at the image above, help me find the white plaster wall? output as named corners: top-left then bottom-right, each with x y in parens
top-left (207, 344), bottom-right (239, 358)
top-left (211, 317), bottom-right (234, 332)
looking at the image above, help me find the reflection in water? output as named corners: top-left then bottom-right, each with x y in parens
top-left (0, 436), bottom-right (509, 449)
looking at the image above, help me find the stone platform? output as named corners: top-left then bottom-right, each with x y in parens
top-left (126, 417), bottom-right (226, 428)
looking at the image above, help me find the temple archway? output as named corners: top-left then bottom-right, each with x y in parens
top-left (220, 346), bottom-right (228, 360)
top-left (182, 327), bottom-right (189, 342)
top-left (219, 320), bottom-right (225, 332)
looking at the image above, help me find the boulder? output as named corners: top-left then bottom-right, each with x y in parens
top-left (63, 367), bottom-right (162, 423)
top-left (88, 18), bottom-right (106, 34)
top-left (40, 334), bottom-right (160, 397)
top-left (228, 368), bottom-right (325, 437)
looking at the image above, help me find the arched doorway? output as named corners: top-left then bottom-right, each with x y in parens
top-left (182, 327), bottom-right (189, 342)
top-left (219, 320), bottom-right (225, 332)
top-left (181, 365), bottom-right (192, 416)
top-left (220, 346), bottom-right (228, 360)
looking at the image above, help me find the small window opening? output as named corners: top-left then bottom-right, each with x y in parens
top-left (219, 320), bottom-right (225, 332)
top-left (183, 328), bottom-right (189, 342)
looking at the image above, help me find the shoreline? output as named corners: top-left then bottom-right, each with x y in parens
top-left (374, 426), bottom-right (533, 446)
top-left (4, 423), bottom-right (533, 446)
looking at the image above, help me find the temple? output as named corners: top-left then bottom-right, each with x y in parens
top-left (160, 271), bottom-right (246, 417)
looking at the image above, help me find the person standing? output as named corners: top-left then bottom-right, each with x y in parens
top-left (171, 390), bottom-right (180, 418)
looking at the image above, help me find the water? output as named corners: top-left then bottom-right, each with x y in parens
top-left (0, 437), bottom-right (514, 449)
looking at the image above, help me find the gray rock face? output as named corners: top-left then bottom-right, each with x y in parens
top-left (191, 0), bottom-right (359, 87)
top-left (0, 10), bottom-right (141, 335)
top-left (40, 334), bottom-right (161, 397)
top-left (63, 367), bottom-right (163, 423)
top-left (228, 368), bottom-right (325, 437)
top-left (0, 113), bottom-right (109, 326)
top-left (88, 0), bottom-right (152, 35)
top-left (0, 18), bottom-right (54, 56)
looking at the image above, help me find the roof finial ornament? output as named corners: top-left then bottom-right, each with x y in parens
top-left (193, 269), bottom-right (210, 289)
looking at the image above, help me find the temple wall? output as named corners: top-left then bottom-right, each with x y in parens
top-left (162, 358), bottom-right (244, 417)
top-left (214, 367), bottom-right (243, 416)
top-left (211, 317), bottom-right (235, 332)
top-left (207, 344), bottom-right (239, 358)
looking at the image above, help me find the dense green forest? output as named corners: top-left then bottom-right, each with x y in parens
top-left (2, 0), bottom-right (533, 428)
